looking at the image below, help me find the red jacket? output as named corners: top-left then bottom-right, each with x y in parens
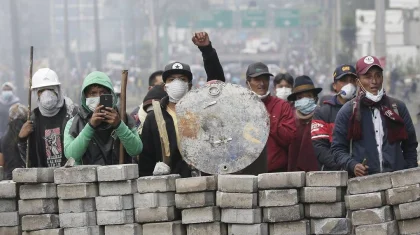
top-left (262, 96), bottom-right (296, 172)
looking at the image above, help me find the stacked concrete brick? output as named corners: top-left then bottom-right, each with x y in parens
top-left (258, 172), bottom-right (308, 235)
top-left (54, 165), bottom-right (103, 235)
top-left (346, 172), bottom-right (398, 235)
top-left (175, 176), bottom-right (222, 235)
top-left (216, 175), bottom-right (265, 235)
top-left (135, 174), bottom-right (183, 235)
top-left (388, 167), bottom-right (420, 235)
top-left (96, 164), bottom-right (140, 235)
top-left (12, 168), bottom-right (61, 235)
top-left (304, 171), bottom-right (351, 235)
top-left (0, 166), bottom-right (21, 235)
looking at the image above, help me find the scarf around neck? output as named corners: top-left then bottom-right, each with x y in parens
top-left (347, 87), bottom-right (407, 144)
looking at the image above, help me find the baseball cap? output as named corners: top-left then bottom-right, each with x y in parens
top-left (246, 62), bottom-right (274, 78)
top-left (356, 56), bottom-right (383, 75)
top-left (333, 64), bottom-right (357, 81)
top-left (162, 62), bottom-right (193, 83)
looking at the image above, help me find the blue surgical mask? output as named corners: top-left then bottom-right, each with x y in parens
top-left (1, 90), bottom-right (13, 100)
top-left (294, 97), bottom-right (317, 115)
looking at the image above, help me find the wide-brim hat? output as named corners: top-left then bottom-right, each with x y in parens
top-left (287, 75), bottom-right (322, 101)
top-left (162, 62), bottom-right (193, 83)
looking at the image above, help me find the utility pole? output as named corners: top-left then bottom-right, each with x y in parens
top-left (9, 0), bottom-right (24, 100)
top-left (93, 0), bottom-right (102, 70)
top-left (375, 0), bottom-right (386, 67)
top-left (331, 0), bottom-right (337, 68)
top-left (336, 0), bottom-right (342, 54)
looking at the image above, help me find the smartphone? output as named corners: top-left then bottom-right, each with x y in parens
top-left (99, 94), bottom-right (113, 109)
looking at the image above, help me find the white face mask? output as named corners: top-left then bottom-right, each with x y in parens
top-left (86, 97), bottom-right (100, 112)
top-left (339, 83), bottom-right (356, 100)
top-left (247, 82), bottom-right (270, 100)
top-left (165, 79), bottom-right (189, 103)
top-left (39, 90), bottom-right (59, 110)
top-left (276, 87), bottom-right (292, 100)
top-left (358, 80), bottom-right (384, 103)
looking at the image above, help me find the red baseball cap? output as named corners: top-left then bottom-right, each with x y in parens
top-left (356, 55), bottom-right (383, 75)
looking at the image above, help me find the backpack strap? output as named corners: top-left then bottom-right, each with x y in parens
top-left (152, 100), bottom-right (171, 165)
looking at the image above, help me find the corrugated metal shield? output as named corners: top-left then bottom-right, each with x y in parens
top-left (176, 81), bottom-right (269, 174)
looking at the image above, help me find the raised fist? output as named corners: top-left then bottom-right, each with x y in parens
top-left (192, 32), bottom-right (210, 47)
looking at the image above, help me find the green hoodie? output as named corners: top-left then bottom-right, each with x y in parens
top-left (63, 71), bottom-right (142, 165)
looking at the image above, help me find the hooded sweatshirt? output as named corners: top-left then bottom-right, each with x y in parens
top-left (63, 71), bottom-right (142, 165)
top-left (0, 83), bottom-right (20, 136)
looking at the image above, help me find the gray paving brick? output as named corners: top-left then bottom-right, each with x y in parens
top-left (305, 171), bottom-right (348, 187)
top-left (59, 212), bottom-right (97, 228)
top-left (0, 211), bottom-right (19, 226)
top-left (263, 205), bottom-right (304, 223)
top-left (142, 221), bottom-right (186, 235)
top-left (218, 175), bottom-right (257, 193)
top-left (133, 192), bottom-right (175, 208)
top-left (355, 221), bottom-right (398, 235)
top-left (18, 199), bottom-right (58, 215)
top-left (259, 189), bottom-right (298, 207)
top-left (347, 173), bottom-right (392, 195)
top-left (134, 206), bottom-right (178, 223)
top-left (187, 222), bottom-right (227, 235)
top-left (351, 206), bottom-right (393, 226)
top-left (304, 202), bottom-right (346, 218)
top-left (221, 208), bottom-right (261, 224)
top-left (99, 180), bottom-right (137, 196)
top-left (22, 214), bottom-right (60, 231)
top-left (216, 191), bottom-right (257, 209)
top-left (58, 198), bottom-right (96, 213)
top-left (176, 176), bottom-right (217, 193)
top-left (97, 164), bottom-right (139, 182)
top-left (258, 172), bottom-right (305, 189)
top-left (137, 174), bottom-right (179, 193)
top-left (175, 192), bottom-right (215, 209)
top-left (13, 168), bottom-right (55, 183)
top-left (57, 183), bottom-right (98, 199)
top-left (181, 206), bottom-right (220, 224)
top-left (269, 220), bottom-right (310, 235)
top-left (54, 165), bottom-right (98, 184)
top-left (345, 192), bottom-right (386, 210)
top-left (95, 195), bottom-right (133, 211)
top-left (385, 184), bottom-right (420, 205)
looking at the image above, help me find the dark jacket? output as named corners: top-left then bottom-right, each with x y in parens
top-left (311, 96), bottom-right (343, 170)
top-left (18, 101), bottom-right (77, 167)
top-left (138, 43), bottom-right (225, 177)
top-left (331, 97), bottom-right (418, 176)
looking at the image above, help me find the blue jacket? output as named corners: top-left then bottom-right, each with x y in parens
top-left (331, 97), bottom-right (418, 176)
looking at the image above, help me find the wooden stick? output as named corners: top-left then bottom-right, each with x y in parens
top-left (26, 46), bottom-right (33, 168)
top-left (119, 70), bottom-right (128, 164)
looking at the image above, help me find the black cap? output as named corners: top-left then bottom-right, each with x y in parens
top-left (333, 64), bottom-right (357, 81)
top-left (162, 62), bottom-right (193, 83)
top-left (246, 62), bottom-right (274, 78)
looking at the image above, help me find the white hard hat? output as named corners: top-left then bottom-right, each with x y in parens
top-left (31, 68), bottom-right (61, 90)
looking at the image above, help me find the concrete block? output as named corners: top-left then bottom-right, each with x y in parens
top-left (305, 171), bottom-right (348, 187)
top-left (105, 224), bottom-right (141, 235)
top-left (135, 206), bottom-right (178, 223)
top-left (300, 187), bottom-right (344, 203)
top-left (18, 199), bottom-right (59, 215)
top-left (218, 175), bottom-right (257, 193)
top-left (393, 200), bottom-right (420, 220)
top-left (355, 221), bottom-right (398, 235)
top-left (187, 222), bottom-right (227, 235)
top-left (216, 191), bottom-right (257, 209)
top-left (133, 192), bottom-right (175, 208)
top-left (221, 208), bottom-right (261, 224)
top-left (181, 206), bottom-right (220, 224)
top-left (95, 195), bottom-right (133, 211)
top-left (57, 183), bottom-right (98, 199)
top-left (345, 192), bottom-right (386, 210)
top-left (97, 164), bottom-right (138, 182)
top-left (348, 173), bottom-right (392, 195)
top-left (54, 165), bottom-right (98, 184)
top-left (96, 210), bottom-right (134, 225)
top-left (22, 229), bottom-right (63, 235)
top-left (304, 202), bottom-right (346, 218)
top-left (137, 174), bottom-right (179, 193)
top-left (263, 205), bottom-right (304, 222)
top-left (259, 189), bottom-right (298, 207)
top-left (99, 180), bottom-right (137, 196)
top-left (269, 220), bottom-right (310, 235)
top-left (0, 211), bottom-right (19, 226)
top-left (176, 176), bottom-right (217, 193)
top-left (20, 183), bottom-right (57, 199)
top-left (175, 192), bottom-right (215, 209)
top-left (351, 206), bottom-right (393, 226)
top-left (385, 184), bottom-right (420, 205)
top-left (228, 223), bottom-right (268, 235)
top-left (390, 167), bottom-right (420, 187)
top-left (63, 226), bottom-right (104, 235)
top-left (398, 217), bottom-right (420, 234)
top-left (0, 199), bottom-right (17, 212)
top-left (13, 168), bottom-right (54, 183)
top-left (142, 221), bottom-right (185, 235)
top-left (59, 212), bottom-right (97, 228)
top-left (22, 214), bottom-right (60, 231)
top-left (0, 180), bottom-right (17, 198)
top-left (0, 226), bottom-right (22, 235)
top-left (311, 218), bottom-right (351, 235)
top-left (58, 198), bottom-right (96, 213)
top-left (258, 172), bottom-right (305, 189)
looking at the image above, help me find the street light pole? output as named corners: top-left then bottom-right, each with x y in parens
top-left (375, 0), bottom-right (386, 66)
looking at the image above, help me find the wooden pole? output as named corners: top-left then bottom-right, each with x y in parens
top-left (119, 70), bottom-right (128, 164)
top-left (26, 46), bottom-right (33, 168)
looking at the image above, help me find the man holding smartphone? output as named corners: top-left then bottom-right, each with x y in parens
top-left (63, 71), bottom-right (142, 165)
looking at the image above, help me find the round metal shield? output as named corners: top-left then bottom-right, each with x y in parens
top-left (176, 81), bottom-right (270, 174)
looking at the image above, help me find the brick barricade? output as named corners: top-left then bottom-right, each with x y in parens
top-left (1, 165), bottom-right (420, 235)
